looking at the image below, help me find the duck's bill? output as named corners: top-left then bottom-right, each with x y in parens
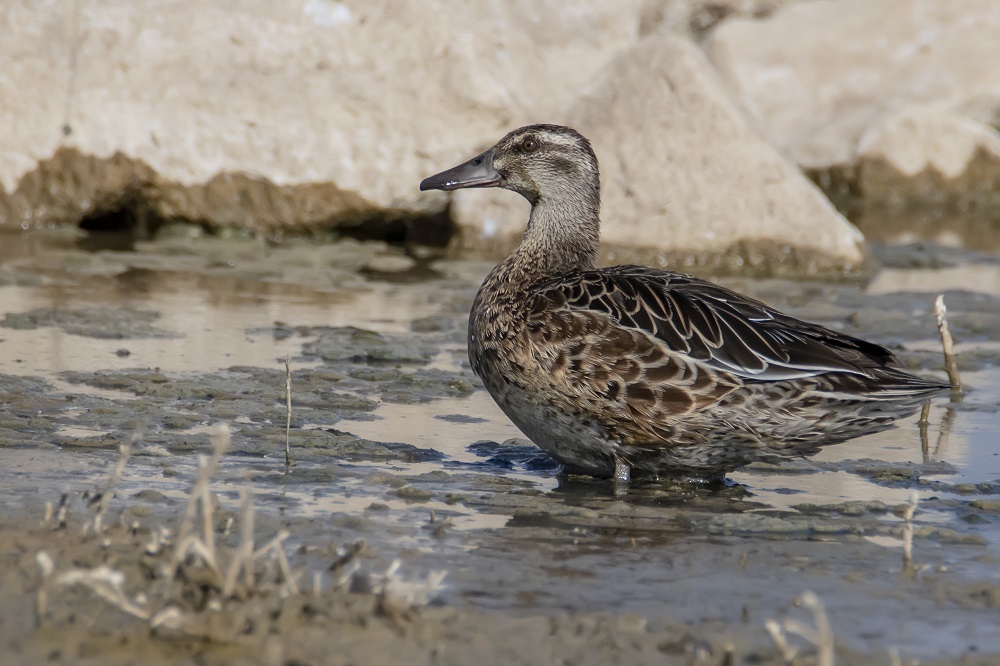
top-left (420, 150), bottom-right (501, 191)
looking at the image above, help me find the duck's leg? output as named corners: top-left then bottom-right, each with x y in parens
top-left (612, 457), bottom-right (631, 497)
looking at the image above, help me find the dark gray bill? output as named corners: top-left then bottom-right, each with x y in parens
top-left (419, 149), bottom-right (501, 191)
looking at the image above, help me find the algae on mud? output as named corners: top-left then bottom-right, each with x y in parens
top-left (0, 227), bottom-right (999, 664)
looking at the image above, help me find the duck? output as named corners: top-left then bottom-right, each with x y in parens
top-left (420, 124), bottom-right (949, 483)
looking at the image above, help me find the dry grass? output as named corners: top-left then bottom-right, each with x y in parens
top-left (33, 423), bottom-right (448, 640)
top-left (934, 295), bottom-right (962, 391)
top-left (765, 591), bottom-right (835, 666)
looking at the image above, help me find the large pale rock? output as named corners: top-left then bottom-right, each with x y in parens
top-left (453, 35), bottom-right (866, 275)
top-left (858, 104), bottom-right (1000, 204)
top-left (0, 0), bottom-right (868, 273)
top-left (706, 0), bottom-right (1000, 170)
top-left (638, 0), bottom-right (803, 38)
top-left (0, 0), bottom-right (644, 231)
top-left (850, 103), bottom-right (1000, 247)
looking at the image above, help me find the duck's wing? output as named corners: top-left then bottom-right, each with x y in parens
top-left (522, 279), bottom-right (744, 439)
top-left (520, 266), bottom-right (945, 448)
top-left (528, 265), bottom-right (938, 387)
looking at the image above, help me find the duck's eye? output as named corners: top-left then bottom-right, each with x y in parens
top-left (520, 137), bottom-right (539, 154)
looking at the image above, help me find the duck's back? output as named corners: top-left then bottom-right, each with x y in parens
top-left (530, 265), bottom-right (937, 382)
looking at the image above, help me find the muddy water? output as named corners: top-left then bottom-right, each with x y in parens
top-left (2, 226), bottom-right (1000, 664)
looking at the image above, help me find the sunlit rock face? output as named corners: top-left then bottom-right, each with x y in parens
top-left (706, 0), bottom-right (1000, 225)
top-left (0, 0), bottom-right (645, 234)
top-left (6, 0), bottom-right (995, 270)
top-left (450, 36), bottom-right (866, 277)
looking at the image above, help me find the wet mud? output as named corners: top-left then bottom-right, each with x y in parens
top-left (1, 227), bottom-right (1000, 665)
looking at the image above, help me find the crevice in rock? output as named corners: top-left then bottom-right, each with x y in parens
top-left (336, 205), bottom-right (455, 248)
top-left (78, 196), bottom-right (169, 237)
top-left (2, 146), bottom-right (459, 249)
top-left (76, 197), bottom-right (171, 252)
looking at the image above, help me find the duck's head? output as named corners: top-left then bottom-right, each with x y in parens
top-left (420, 124), bottom-right (599, 208)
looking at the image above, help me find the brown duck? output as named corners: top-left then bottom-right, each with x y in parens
top-left (420, 124), bottom-right (948, 482)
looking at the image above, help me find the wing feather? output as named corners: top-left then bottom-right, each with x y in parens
top-left (530, 265), bottom-right (909, 383)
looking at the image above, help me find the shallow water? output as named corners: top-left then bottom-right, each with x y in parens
top-left (1, 227), bottom-right (1000, 662)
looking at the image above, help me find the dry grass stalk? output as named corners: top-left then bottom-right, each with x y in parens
top-left (54, 494), bottom-right (69, 529)
top-left (765, 619), bottom-right (798, 663)
top-left (145, 525), bottom-right (171, 556)
top-left (720, 643), bottom-right (736, 666)
top-left (285, 356), bottom-right (293, 467)
top-left (253, 530), bottom-right (299, 596)
top-left (333, 561), bottom-right (361, 591)
top-left (377, 559), bottom-right (448, 611)
top-left (902, 491), bottom-right (919, 575)
top-left (199, 458), bottom-right (216, 558)
top-left (766, 591), bottom-right (834, 666)
top-left (88, 441), bottom-right (134, 535)
top-left (223, 488), bottom-right (256, 597)
top-left (149, 606), bottom-right (186, 631)
top-left (173, 534), bottom-right (221, 579)
top-left (35, 420), bottom-right (448, 639)
top-left (934, 295), bottom-right (961, 390)
top-left (54, 563), bottom-right (151, 621)
top-left (168, 425), bottom-right (230, 579)
top-left (35, 551), bottom-right (54, 626)
top-left (239, 489), bottom-right (256, 591)
top-left (40, 485), bottom-right (297, 638)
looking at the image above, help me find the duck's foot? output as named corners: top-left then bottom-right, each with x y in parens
top-left (612, 459), bottom-right (631, 498)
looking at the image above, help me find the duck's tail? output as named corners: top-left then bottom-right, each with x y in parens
top-left (806, 367), bottom-right (951, 403)
top-left (869, 367), bottom-right (952, 397)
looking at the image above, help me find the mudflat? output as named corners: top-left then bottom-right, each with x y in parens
top-left (1, 228), bottom-right (999, 665)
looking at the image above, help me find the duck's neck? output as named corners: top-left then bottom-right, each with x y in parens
top-left (502, 189), bottom-right (601, 285)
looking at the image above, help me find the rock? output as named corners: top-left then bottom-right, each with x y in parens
top-left (638, 0), bottom-right (801, 38)
top-left (452, 35), bottom-right (866, 275)
top-left (0, 0), bottom-right (870, 272)
top-left (857, 104), bottom-right (1000, 210)
top-left (0, 0), bottom-right (644, 232)
top-left (707, 0), bottom-right (1000, 168)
